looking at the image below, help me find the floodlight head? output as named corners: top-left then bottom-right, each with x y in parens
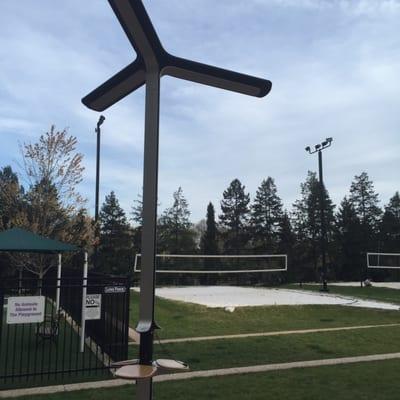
top-left (98, 115), bottom-right (106, 127)
top-left (315, 144), bottom-right (321, 150)
top-left (321, 137), bottom-right (333, 147)
top-left (305, 146), bottom-right (311, 152)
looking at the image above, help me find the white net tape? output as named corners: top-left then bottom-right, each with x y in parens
top-left (134, 254), bottom-right (288, 274)
top-left (367, 253), bottom-right (400, 269)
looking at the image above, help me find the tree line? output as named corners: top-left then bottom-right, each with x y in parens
top-left (1, 127), bottom-right (399, 283)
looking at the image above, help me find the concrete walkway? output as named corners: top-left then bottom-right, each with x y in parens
top-left (129, 323), bottom-right (400, 345)
top-left (155, 352), bottom-right (400, 382)
top-left (2, 351), bottom-right (400, 398)
top-left (128, 327), bottom-right (140, 342)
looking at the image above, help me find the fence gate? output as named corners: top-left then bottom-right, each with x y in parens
top-left (0, 270), bottom-right (130, 389)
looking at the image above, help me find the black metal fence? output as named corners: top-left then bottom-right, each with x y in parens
top-left (0, 269), bottom-right (130, 389)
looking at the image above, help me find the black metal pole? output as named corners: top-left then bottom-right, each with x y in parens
top-left (306, 138), bottom-right (332, 291)
top-left (360, 223), bottom-right (367, 287)
top-left (318, 150), bottom-right (328, 292)
top-left (95, 126), bottom-right (101, 224)
top-left (136, 70), bottom-right (161, 399)
top-left (94, 116), bottom-right (105, 269)
top-left (0, 282), bottom-right (4, 356)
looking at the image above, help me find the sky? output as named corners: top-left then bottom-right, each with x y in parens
top-left (0, 0), bottom-right (399, 222)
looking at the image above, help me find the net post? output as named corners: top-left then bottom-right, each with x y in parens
top-left (134, 253), bottom-right (140, 273)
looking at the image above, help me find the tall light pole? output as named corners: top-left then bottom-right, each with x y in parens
top-left (94, 115), bottom-right (105, 268)
top-left (305, 137), bottom-right (333, 292)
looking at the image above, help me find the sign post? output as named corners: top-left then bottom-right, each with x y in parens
top-left (82, 1), bottom-right (271, 398)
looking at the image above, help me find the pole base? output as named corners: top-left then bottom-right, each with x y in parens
top-left (319, 282), bottom-right (329, 292)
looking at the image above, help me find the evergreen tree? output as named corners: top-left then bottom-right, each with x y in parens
top-left (335, 197), bottom-right (363, 280)
top-left (130, 192), bottom-right (160, 254)
top-left (131, 193), bottom-right (143, 254)
top-left (349, 172), bottom-right (382, 233)
top-left (66, 208), bottom-right (94, 269)
top-left (278, 212), bottom-right (295, 251)
top-left (219, 179), bottom-right (250, 254)
top-left (380, 192), bottom-right (400, 252)
top-left (158, 187), bottom-right (196, 253)
top-left (292, 171), bottom-right (335, 280)
top-left (349, 172), bottom-right (382, 264)
top-left (0, 166), bottom-right (25, 276)
top-left (201, 202), bottom-right (219, 254)
top-left (131, 193), bottom-right (143, 226)
top-left (24, 178), bottom-right (68, 238)
top-left (98, 191), bottom-right (133, 274)
top-left (251, 177), bottom-right (283, 252)
top-left (277, 211), bottom-right (296, 281)
top-left (0, 166), bottom-right (24, 230)
top-left (67, 208), bottom-right (93, 248)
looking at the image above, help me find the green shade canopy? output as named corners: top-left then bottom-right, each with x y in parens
top-left (0, 228), bottom-right (78, 253)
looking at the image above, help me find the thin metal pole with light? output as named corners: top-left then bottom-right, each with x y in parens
top-left (305, 137), bottom-right (333, 292)
top-left (94, 115), bottom-right (105, 268)
top-left (82, 1), bottom-right (271, 398)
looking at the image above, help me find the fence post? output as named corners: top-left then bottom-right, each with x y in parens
top-left (80, 252), bottom-right (88, 353)
top-left (56, 253), bottom-right (62, 313)
top-left (0, 281), bottom-right (4, 355)
top-left (124, 276), bottom-right (130, 360)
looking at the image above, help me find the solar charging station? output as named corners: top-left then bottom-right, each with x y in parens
top-left (82, 1), bottom-right (272, 398)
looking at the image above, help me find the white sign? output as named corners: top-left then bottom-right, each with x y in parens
top-left (85, 294), bottom-right (101, 320)
top-left (7, 296), bottom-right (45, 324)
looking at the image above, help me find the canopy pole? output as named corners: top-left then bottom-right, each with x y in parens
top-left (56, 253), bottom-right (62, 313)
top-left (80, 252), bottom-right (88, 353)
top-left (18, 267), bottom-right (23, 295)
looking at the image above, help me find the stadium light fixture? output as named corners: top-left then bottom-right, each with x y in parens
top-left (305, 138), bottom-right (334, 292)
top-left (82, 1), bottom-right (271, 399)
top-left (97, 115), bottom-right (105, 127)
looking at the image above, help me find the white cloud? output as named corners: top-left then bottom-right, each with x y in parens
top-left (0, 0), bottom-right (399, 221)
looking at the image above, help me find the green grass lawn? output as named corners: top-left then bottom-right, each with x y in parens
top-left (18, 359), bottom-right (400, 400)
top-left (129, 325), bottom-right (400, 371)
top-left (289, 284), bottom-right (400, 305)
top-left (0, 301), bottom-right (109, 390)
top-left (3, 289), bottom-right (400, 395)
top-left (129, 290), bottom-right (400, 339)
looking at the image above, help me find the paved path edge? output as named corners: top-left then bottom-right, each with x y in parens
top-left (2, 352), bottom-right (400, 398)
top-left (128, 323), bottom-right (400, 345)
